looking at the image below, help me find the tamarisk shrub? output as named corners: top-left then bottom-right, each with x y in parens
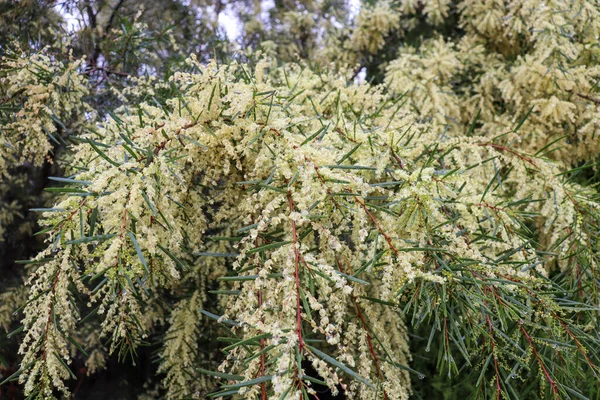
top-left (3, 52), bottom-right (597, 400)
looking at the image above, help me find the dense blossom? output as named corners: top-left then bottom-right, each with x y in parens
top-left (7, 56), bottom-right (598, 399)
top-left (1, 1), bottom-right (599, 400)
top-left (385, 0), bottom-right (600, 164)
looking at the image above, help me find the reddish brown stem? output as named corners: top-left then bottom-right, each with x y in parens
top-left (288, 192), bottom-right (305, 352)
top-left (252, 232), bottom-right (268, 399)
top-left (518, 322), bottom-right (559, 398)
top-left (337, 259), bottom-right (388, 400)
top-left (41, 268), bottom-right (62, 362)
top-left (53, 198), bottom-right (88, 233)
top-left (114, 208), bottom-right (128, 266)
top-left (517, 286), bottom-right (599, 377)
top-left (486, 315), bottom-right (502, 400)
top-left (477, 143), bottom-right (537, 167)
top-left (353, 196), bottom-right (399, 257)
top-left (258, 288), bottom-right (267, 400)
top-left (577, 92), bottom-right (600, 105)
top-left (335, 127), bottom-right (359, 143)
top-left (390, 148), bottom-right (406, 169)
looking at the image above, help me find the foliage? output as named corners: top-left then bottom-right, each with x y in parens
top-left (384, 0), bottom-right (600, 165)
top-left (0, 1), bottom-right (599, 400)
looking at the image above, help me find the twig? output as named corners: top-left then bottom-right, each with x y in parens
top-left (518, 321), bottom-right (559, 398)
top-left (577, 93), bottom-right (600, 105)
top-left (353, 195), bottom-right (399, 257)
top-left (287, 192), bottom-right (305, 352)
top-left (337, 259), bottom-right (389, 400)
top-left (477, 143), bottom-right (537, 168)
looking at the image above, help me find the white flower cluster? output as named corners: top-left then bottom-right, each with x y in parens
top-left (0, 49), bottom-right (89, 178)
top-left (16, 52), bottom-right (599, 399)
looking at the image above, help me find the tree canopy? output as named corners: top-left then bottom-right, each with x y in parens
top-left (1, 1), bottom-right (599, 399)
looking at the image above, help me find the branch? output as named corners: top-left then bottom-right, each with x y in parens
top-left (337, 259), bottom-right (389, 400)
top-left (0, 88), bottom-right (26, 106)
top-left (86, 0), bottom-right (126, 70)
top-left (287, 192), bottom-right (305, 353)
top-left (577, 93), bottom-right (600, 105)
top-left (518, 321), bottom-right (559, 398)
top-left (353, 195), bottom-right (399, 257)
top-left (477, 142), bottom-right (538, 167)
